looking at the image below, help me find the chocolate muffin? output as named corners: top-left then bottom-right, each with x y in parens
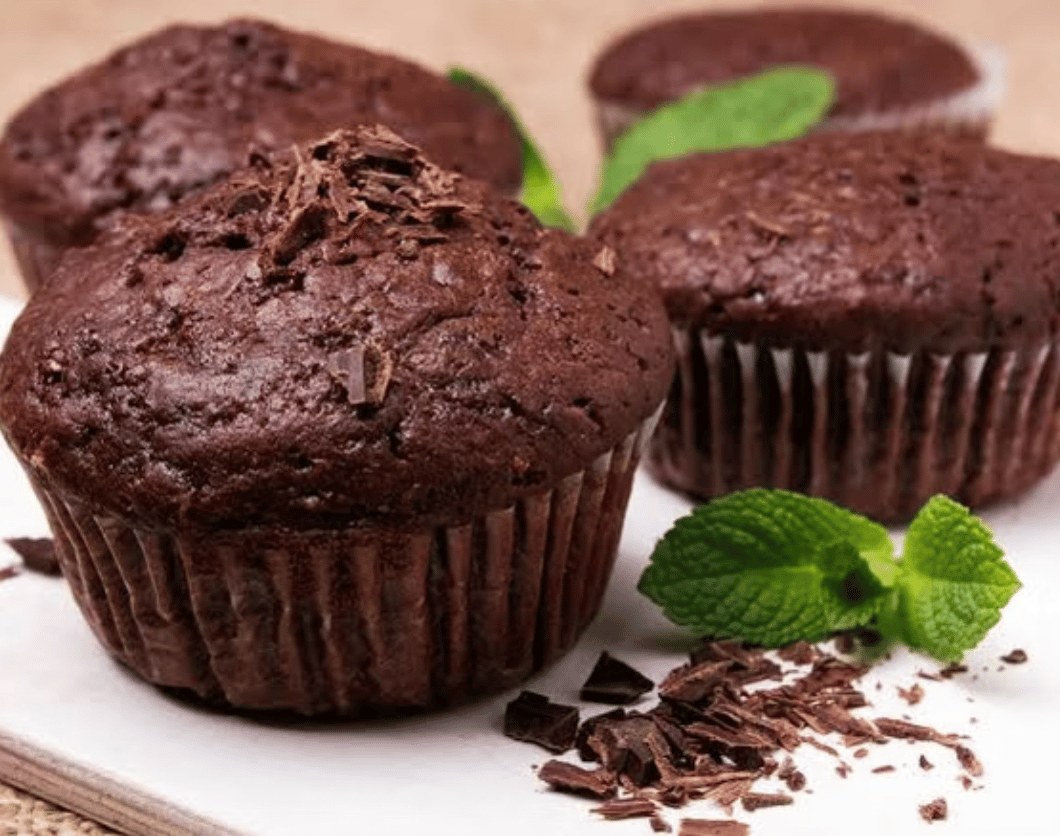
top-left (0, 18), bottom-right (523, 291)
top-left (590, 130), bottom-right (1060, 522)
top-left (588, 7), bottom-right (1001, 149)
top-left (0, 126), bottom-right (672, 715)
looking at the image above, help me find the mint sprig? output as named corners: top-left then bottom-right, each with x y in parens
top-left (447, 67), bottom-right (575, 231)
top-left (590, 67), bottom-right (835, 214)
top-left (639, 491), bottom-right (1021, 662)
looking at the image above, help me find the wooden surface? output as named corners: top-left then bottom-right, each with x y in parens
top-left (0, 0), bottom-right (1058, 832)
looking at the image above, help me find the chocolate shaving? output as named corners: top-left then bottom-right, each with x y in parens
top-left (741, 792), bottom-right (793, 811)
top-left (650, 814), bottom-right (672, 833)
top-left (919, 755), bottom-right (934, 770)
top-left (919, 798), bottom-right (948, 822)
top-left (897, 683), bottom-right (924, 705)
top-left (591, 798), bottom-right (657, 820)
top-left (0, 566), bottom-right (19, 583)
top-left (678, 819), bottom-right (749, 836)
top-left (580, 651), bottom-right (654, 705)
top-left (538, 760), bottom-right (615, 798)
top-left (5, 538), bottom-right (60, 576)
top-left (504, 691), bottom-right (579, 753)
top-left (1001, 648), bottom-right (1028, 664)
top-left (871, 765), bottom-right (895, 774)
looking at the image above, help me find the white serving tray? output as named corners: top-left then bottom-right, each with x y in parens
top-left (0, 295), bottom-right (1057, 836)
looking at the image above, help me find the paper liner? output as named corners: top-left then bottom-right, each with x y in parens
top-left (2, 220), bottom-right (63, 293)
top-left (593, 42), bottom-right (1004, 151)
top-left (651, 329), bottom-right (1060, 522)
top-left (25, 416), bottom-right (657, 716)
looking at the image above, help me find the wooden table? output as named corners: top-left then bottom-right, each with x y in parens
top-left (0, 0), bottom-right (1058, 832)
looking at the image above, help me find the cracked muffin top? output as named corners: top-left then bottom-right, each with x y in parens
top-left (0, 127), bottom-right (673, 532)
top-left (0, 18), bottom-right (522, 251)
top-left (589, 130), bottom-right (1060, 354)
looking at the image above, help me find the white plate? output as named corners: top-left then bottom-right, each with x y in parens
top-left (0, 295), bottom-right (1057, 836)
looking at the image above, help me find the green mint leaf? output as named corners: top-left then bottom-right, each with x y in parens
top-left (638, 490), bottom-right (891, 647)
top-left (447, 67), bottom-right (575, 231)
top-left (590, 67), bottom-right (835, 214)
top-left (885, 495), bottom-right (1021, 662)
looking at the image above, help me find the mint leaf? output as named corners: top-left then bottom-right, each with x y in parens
top-left (638, 490), bottom-right (891, 647)
top-left (447, 67), bottom-right (575, 231)
top-left (885, 495), bottom-right (1021, 662)
top-left (590, 67), bottom-right (834, 214)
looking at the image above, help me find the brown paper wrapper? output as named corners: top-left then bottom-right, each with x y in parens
top-left (651, 329), bottom-right (1060, 522)
top-left (26, 415), bottom-right (657, 715)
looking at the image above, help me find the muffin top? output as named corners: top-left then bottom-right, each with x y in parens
top-left (590, 130), bottom-right (1060, 354)
top-left (0, 18), bottom-right (522, 249)
top-left (588, 7), bottom-right (979, 118)
top-left (0, 127), bottom-right (673, 532)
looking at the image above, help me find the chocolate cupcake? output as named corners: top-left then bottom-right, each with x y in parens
top-left (0, 126), bottom-right (673, 715)
top-left (588, 7), bottom-right (1001, 150)
top-left (0, 18), bottom-right (522, 291)
top-left (590, 130), bottom-right (1060, 522)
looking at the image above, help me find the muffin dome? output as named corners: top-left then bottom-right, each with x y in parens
top-left (0, 126), bottom-right (673, 714)
top-left (588, 7), bottom-right (994, 149)
top-left (591, 130), bottom-right (1060, 520)
top-left (0, 18), bottom-right (523, 289)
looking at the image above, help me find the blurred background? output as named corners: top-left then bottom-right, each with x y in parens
top-left (0, 0), bottom-right (1059, 299)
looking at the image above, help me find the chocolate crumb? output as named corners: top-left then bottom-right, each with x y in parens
top-left (678, 819), bottom-right (750, 836)
top-left (836, 763), bottom-right (851, 778)
top-left (0, 565), bottom-right (19, 583)
top-left (538, 760), bottom-right (615, 798)
top-left (5, 537), bottom-right (60, 575)
top-left (591, 798), bottom-right (657, 820)
top-left (740, 792), bottom-right (793, 811)
top-left (917, 670), bottom-right (942, 682)
top-left (593, 246), bottom-right (617, 276)
top-left (897, 683), bottom-right (924, 706)
top-left (1001, 649), bottom-right (1028, 664)
top-left (938, 663), bottom-right (968, 679)
top-left (871, 765), bottom-right (895, 774)
top-left (853, 748), bottom-right (869, 759)
top-left (580, 651), bottom-right (654, 705)
top-left (504, 692), bottom-right (579, 753)
top-left (919, 798), bottom-right (948, 822)
top-left (919, 755), bottom-right (934, 771)
top-left (955, 745), bottom-right (983, 777)
top-left (650, 814), bottom-right (673, 833)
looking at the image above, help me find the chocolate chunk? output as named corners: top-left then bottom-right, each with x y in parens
top-left (591, 798), bottom-right (657, 820)
top-left (740, 792), bottom-right (793, 811)
top-left (919, 798), bottom-right (948, 822)
top-left (576, 708), bottom-right (627, 761)
top-left (1001, 648), bottom-right (1028, 664)
top-left (538, 760), bottom-right (615, 798)
top-left (5, 537), bottom-right (60, 575)
top-left (580, 651), bottom-right (655, 704)
top-left (504, 691), bottom-right (579, 753)
top-left (678, 819), bottom-right (750, 836)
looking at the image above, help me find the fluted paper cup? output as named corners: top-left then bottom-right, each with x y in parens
top-left (651, 328), bottom-right (1060, 522)
top-left (25, 415), bottom-right (658, 716)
